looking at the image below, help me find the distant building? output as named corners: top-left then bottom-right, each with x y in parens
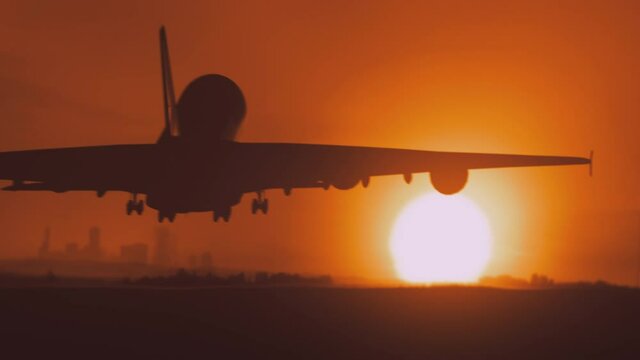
top-left (38, 226), bottom-right (104, 262)
top-left (200, 251), bottom-right (213, 268)
top-left (65, 242), bottom-right (79, 259)
top-left (81, 226), bottom-right (103, 261)
top-left (188, 255), bottom-right (198, 268)
top-left (153, 227), bottom-right (175, 266)
top-left (120, 243), bottom-right (149, 264)
top-left (38, 227), bottom-right (51, 259)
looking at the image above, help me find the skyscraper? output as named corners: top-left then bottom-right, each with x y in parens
top-left (153, 227), bottom-right (175, 266)
top-left (82, 226), bottom-right (103, 261)
top-left (38, 227), bottom-right (51, 258)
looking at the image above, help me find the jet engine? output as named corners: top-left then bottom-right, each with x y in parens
top-left (430, 168), bottom-right (469, 195)
top-left (331, 177), bottom-right (361, 190)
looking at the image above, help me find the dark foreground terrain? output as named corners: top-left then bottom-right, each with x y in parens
top-left (1, 286), bottom-right (639, 359)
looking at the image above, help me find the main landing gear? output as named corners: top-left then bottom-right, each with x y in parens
top-left (213, 208), bottom-right (231, 222)
top-left (126, 193), bottom-right (144, 215)
top-left (158, 211), bottom-right (176, 223)
top-left (251, 191), bottom-right (269, 215)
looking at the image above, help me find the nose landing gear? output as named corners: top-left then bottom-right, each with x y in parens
top-left (126, 193), bottom-right (144, 215)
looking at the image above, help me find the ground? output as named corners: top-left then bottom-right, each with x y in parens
top-left (1, 286), bottom-right (639, 358)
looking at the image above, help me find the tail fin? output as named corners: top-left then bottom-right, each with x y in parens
top-left (160, 26), bottom-right (180, 138)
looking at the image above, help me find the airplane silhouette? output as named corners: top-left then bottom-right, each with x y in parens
top-left (0, 27), bottom-right (592, 223)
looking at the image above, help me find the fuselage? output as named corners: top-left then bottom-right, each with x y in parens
top-left (149, 73), bottom-right (248, 214)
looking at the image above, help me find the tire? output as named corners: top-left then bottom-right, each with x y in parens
top-left (251, 199), bottom-right (258, 214)
top-left (262, 199), bottom-right (269, 214)
top-left (126, 201), bottom-right (133, 215)
top-left (136, 200), bottom-right (144, 215)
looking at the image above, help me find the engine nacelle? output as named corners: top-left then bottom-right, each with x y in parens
top-left (430, 168), bottom-right (469, 195)
top-left (331, 177), bottom-right (361, 190)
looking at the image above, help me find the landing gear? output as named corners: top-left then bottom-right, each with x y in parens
top-left (126, 193), bottom-right (144, 215)
top-left (158, 211), bottom-right (176, 223)
top-left (251, 191), bottom-right (269, 215)
top-left (213, 208), bottom-right (232, 222)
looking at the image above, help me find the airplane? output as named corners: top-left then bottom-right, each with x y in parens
top-left (0, 27), bottom-right (592, 223)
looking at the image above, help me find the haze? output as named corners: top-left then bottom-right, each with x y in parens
top-left (0, 0), bottom-right (638, 284)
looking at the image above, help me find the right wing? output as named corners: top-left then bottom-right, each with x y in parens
top-left (0, 144), bottom-right (158, 194)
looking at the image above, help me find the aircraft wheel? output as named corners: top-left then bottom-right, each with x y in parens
top-left (262, 199), bottom-right (269, 214)
top-left (126, 200), bottom-right (133, 215)
top-left (251, 199), bottom-right (258, 214)
top-left (158, 212), bottom-right (165, 223)
top-left (136, 200), bottom-right (144, 215)
top-left (168, 213), bottom-right (176, 223)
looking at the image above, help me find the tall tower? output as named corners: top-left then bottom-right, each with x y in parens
top-left (38, 227), bottom-right (51, 258)
top-left (153, 227), bottom-right (174, 267)
top-left (637, 213), bottom-right (640, 288)
top-left (83, 226), bottom-right (103, 261)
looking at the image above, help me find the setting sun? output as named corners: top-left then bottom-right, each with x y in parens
top-left (390, 192), bottom-right (492, 283)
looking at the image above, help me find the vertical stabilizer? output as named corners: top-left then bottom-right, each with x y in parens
top-left (160, 26), bottom-right (180, 138)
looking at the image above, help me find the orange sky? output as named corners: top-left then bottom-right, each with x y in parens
top-left (0, 0), bottom-right (638, 284)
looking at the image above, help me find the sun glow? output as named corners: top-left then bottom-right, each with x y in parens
top-left (390, 193), bottom-right (492, 283)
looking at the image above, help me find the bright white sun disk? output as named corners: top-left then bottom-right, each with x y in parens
top-left (390, 193), bottom-right (492, 283)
